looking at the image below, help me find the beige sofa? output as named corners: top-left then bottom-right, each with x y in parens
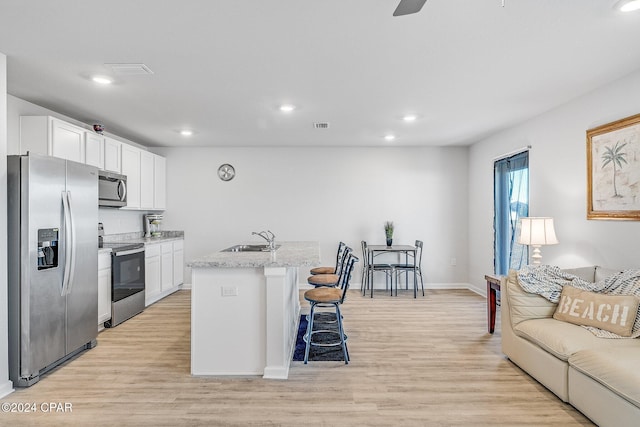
top-left (501, 266), bottom-right (640, 427)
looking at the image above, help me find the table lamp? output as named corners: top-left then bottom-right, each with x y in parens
top-left (517, 217), bottom-right (559, 265)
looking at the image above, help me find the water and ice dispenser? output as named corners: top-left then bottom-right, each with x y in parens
top-left (37, 228), bottom-right (59, 270)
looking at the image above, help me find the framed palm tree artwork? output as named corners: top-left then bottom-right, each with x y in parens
top-left (587, 113), bottom-right (640, 220)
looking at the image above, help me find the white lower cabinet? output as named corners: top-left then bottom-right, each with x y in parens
top-left (98, 252), bottom-right (112, 327)
top-left (173, 240), bottom-right (184, 286)
top-left (145, 239), bottom-right (184, 306)
top-left (161, 243), bottom-right (173, 292)
top-left (145, 243), bottom-right (162, 306)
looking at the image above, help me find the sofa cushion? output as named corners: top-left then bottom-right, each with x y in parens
top-left (595, 266), bottom-right (622, 282)
top-left (563, 266), bottom-right (596, 283)
top-left (553, 286), bottom-right (640, 337)
top-left (513, 318), bottom-right (640, 361)
top-left (569, 348), bottom-right (640, 407)
top-left (506, 270), bottom-right (556, 326)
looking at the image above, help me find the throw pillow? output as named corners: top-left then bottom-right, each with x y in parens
top-left (553, 286), bottom-right (640, 337)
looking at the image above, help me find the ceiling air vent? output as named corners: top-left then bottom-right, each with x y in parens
top-left (313, 122), bottom-right (330, 129)
top-left (105, 63), bottom-right (154, 75)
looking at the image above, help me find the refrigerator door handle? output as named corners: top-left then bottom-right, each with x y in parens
top-left (61, 191), bottom-right (76, 296)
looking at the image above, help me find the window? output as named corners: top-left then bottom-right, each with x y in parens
top-left (494, 151), bottom-right (529, 275)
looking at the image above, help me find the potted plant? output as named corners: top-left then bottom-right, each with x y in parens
top-left (384, 221), bottom-right (394, 247)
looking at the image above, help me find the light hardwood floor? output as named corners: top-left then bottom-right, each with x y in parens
top-left (0, 289), bottom-right (593, 426)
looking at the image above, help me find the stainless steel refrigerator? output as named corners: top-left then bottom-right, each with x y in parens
top-left (8, 153), bottom-right (99, 387)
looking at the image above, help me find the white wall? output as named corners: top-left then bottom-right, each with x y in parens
top-left (468, 69), bottom-right (640, 294)
top-left (0, 52), bottom-right (14, 397)
top-left (153, 146), bottom-right (470, 286)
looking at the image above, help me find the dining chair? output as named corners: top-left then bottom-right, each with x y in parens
top-left (392, 240), bottom-right (424, 297)
top-left (303, 253), bottom-right (358, 364)
top-left (307, 246), bottom-right (352, 288)
top-left (361, 241), bottom-right (395, 298)
top-left (309, 241), bottom-right (346, 275)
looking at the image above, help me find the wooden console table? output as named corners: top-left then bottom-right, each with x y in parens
top-left (485, 274), bottom-right (502, 334)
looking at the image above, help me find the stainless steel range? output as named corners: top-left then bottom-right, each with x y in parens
top-left (101, 242), bottom-right (145, 328)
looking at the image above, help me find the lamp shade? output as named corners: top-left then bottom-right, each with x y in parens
top-left (518, 217), bottom-right (559, 246)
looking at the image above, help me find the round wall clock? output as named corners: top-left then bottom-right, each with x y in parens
top-left (217, 163), bottom-right (235, 181)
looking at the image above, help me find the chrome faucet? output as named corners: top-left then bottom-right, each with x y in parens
top-left (252, 230), bottom-right (276, 250)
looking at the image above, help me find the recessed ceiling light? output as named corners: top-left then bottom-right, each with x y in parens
top-left (617, 0), bottom-right (640, 12)
top-left (403, 114), bottom-right (418, 122)
top-left (384, 134), bottom-right (396, 142)
top-left (91, 76), bottom-right (113, 85)
top-left (179, 129), bottom-right (194, 137)
top-left (279, 104), bottom-right (296, 113)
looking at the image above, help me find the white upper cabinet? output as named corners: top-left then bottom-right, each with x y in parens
top-left (20, 115), bottom-right (167, 211)
top-left (85, 132), bottom-right (105, 169)
top-left (153, 155), bottom-right (166, 210)
top-left (121, 144), bottom-right (141, 209)
top-left (51, 119), bottom-right (85, 162)
top-left (20, 116), bottom-right (85, 163)
top-left (140, 151), bottom-right (155, 210)
top-left (103, 137), bottom-right (122, 173)
top-left (141, 152), bottom-right (166, 211)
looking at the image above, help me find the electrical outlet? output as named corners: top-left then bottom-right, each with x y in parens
top-left (221, 286), bottom-right (238, 296)
top-left (450, 258), bottom-right (457, 266)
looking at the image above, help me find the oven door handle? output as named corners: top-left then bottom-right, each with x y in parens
top-left (114, 248), bottom-right (145, 257)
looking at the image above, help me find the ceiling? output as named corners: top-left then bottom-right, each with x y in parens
top-left (1, 0), bottom-right (640, 148)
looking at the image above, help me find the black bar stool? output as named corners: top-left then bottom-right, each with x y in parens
top-left (303, 254), bottom-right (358, 364)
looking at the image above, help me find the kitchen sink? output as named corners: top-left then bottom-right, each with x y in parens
top-left (222, 244), bottom-right (281, 252)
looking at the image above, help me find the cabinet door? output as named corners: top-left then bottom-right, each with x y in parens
top-left (154, 155), bottom-right (167, 210)
top-left (161, 243), bottom-right (173, 292)
top-left (98, 253), bottom-right (112, 325)
top-left (140, 151), bottom-right (155, 209)
top-left (85, 132), bottom-right (105, 169)
top-left (104, 137), bottom-right (122, 173)
top-left (121, 144), bottom-right (141, 209)
top-left (173, 241), bottom-right (184, 286)
top-left (51, 119), bottom-right (85, 163)
top-left (145, 245), bottom-right (162, 306)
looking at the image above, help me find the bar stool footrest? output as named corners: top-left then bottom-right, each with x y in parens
top-left (304, 329), bottom-right (348, 347)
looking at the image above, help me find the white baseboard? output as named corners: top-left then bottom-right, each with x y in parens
top-left (0, 380), bottom-right (14, 398)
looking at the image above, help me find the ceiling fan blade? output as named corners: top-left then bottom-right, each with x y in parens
top-left (393, 0), bottom-right (428, 16)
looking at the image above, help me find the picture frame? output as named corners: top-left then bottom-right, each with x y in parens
top-left (587, 113), bottom-right (640, 220)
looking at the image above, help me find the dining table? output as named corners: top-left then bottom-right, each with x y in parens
top-left (367, 244), bottom-right (418, 298)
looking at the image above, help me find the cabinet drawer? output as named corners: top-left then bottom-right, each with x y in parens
top-left (173, 240), bottom-right (184, 251)
top-left (161, 242), bottom-right (173, 254)
top-left (145, 243), bottom-right (161, 257)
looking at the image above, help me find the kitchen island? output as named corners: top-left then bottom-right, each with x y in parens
top-left (187, 241), bottom-right (320, 379)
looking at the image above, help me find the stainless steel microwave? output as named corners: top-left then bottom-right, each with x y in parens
top-left (98, 170), bottom-right (127, 207)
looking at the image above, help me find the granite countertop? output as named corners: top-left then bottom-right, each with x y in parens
top-left (188, 241), bottom-right (320, 268)
top-left (102, 230), bottom-right (185, 246)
